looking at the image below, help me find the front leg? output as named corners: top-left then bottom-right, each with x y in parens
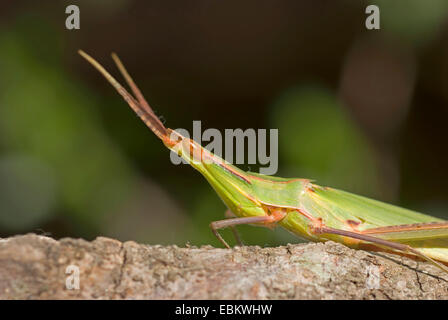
top-left (224, 209), bottom-right (244, 246)
top-left (210, 211), bottom-right (286, 249)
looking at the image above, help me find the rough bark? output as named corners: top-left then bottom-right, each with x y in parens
top-left (0, 234), bottom-right (447, 299)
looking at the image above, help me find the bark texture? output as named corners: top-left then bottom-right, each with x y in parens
top-left (0, 234), bottom-right (447, 299)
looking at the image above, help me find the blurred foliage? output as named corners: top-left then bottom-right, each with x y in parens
top-left (0, 155), bottom-right (56, 229)
top-left (271, 86), bottom-right (380, 196)
top-left (374, 0), bottom-right (448, 46)
top-left (0, 1), bottom-right (447, 247)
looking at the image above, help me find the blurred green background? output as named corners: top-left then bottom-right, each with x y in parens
top-left (0, 0), bottom-right (447, 247)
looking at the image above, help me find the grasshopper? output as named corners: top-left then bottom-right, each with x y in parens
top-left (79, 50), bottom-right (448, 274)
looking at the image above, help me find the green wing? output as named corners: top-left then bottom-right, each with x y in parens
top-left (309, 185), bottom-right (444, 229)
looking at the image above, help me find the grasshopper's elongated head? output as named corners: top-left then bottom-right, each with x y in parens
top-left (167, 128), bottom-right (267, 217)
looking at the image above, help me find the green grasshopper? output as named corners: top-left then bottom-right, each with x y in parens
top-left (79, 50), bottom-right (448, 274)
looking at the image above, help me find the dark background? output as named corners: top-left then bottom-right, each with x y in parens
top-left (0, 0), bottom-right (447, 247)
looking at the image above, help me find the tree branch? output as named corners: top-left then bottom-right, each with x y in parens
top-left (0, 234), bottom-right (447, 299)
